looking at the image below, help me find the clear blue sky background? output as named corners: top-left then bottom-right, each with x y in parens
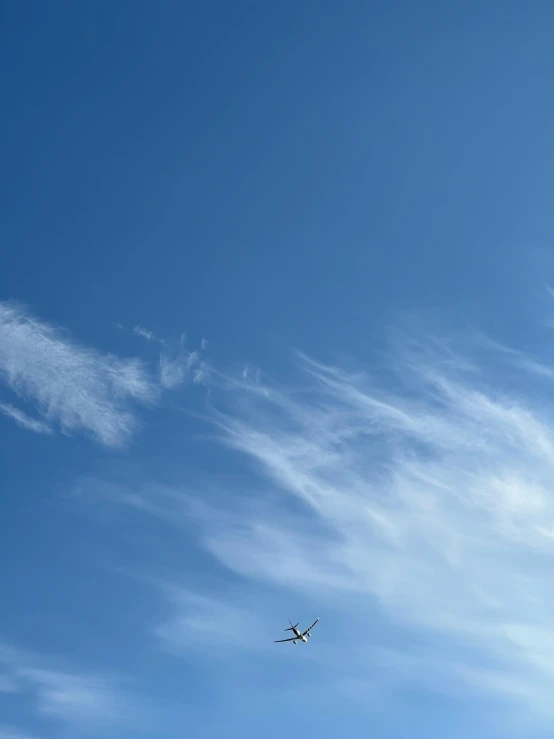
top-left (1, 2), bottom-right (554, 738)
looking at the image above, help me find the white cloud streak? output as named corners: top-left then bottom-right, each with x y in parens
top-left (200, 338), bottom-right (554, 716)
top-left (159, 348), bottom-right (208, 389)
top-left (0, 301), bottom-right (157, 447)
top-left (117, 332), bottom-right (554, 720)
top-left (0, 674), bottom-right (18, 693)
top-left (155, 587), bottom-right (269, 653)
top-left (133, 325), bottom-right (156, 342)
top-left (18, 668), bottom-right (122, 724)
top-left (0, 728), bottom-right (40, 739)
top-left (0, 642), bottom-right (130, 728)
top-left (0, 403), bottom-right (52, 435)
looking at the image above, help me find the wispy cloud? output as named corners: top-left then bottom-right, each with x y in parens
top-left (0, 674), bottom-right (18, 693)
top-left (155, 587), bottom-right (268, 653)
top-left (0, 642), bottom-right (132, 729)
top-left (0, 301), bottom-right (157, 447)
top-left (159, 350), bottom-right (191, 390)
top-left (18, 667), bottom-right (122, 724)
top-left (159, 348), bottom-right (208, 389)
top-left (97, 329), bottom-right (554, 720)
top-left (0, 403), bottom-right (52, 435)
top-left (200, 337), bottom-right (554, 716)
top-left (133, 324), bottom-right (156, 342)
top-left (0, 728), bottom-right (40, 739)
top-left (116, 319), bottom-right (211, 390)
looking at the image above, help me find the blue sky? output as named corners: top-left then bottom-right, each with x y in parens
top-left (1, 1), bottom-right (554, 737)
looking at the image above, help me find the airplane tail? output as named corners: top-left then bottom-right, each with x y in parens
top-left (285, 621), bottom-right (299, 632)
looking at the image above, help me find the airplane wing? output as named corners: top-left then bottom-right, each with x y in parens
top-left (302, 618), bottom-right (319, 636)
top-left (274, 637), bottom-right (298, 643)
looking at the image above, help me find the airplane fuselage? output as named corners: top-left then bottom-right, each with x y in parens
top-left (275, 617), bottom-right (318, 645)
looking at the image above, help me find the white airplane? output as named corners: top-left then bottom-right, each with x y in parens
top-left (274, 618), bottom-right (319, 645)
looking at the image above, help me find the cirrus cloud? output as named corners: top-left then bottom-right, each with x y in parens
top-left (0, 301), bottom-right (158, 447)
top-left (93, 329), bottom-right (554, 722)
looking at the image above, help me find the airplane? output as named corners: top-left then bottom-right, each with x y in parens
top-left (274, 618), bottom-right (319, 645)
